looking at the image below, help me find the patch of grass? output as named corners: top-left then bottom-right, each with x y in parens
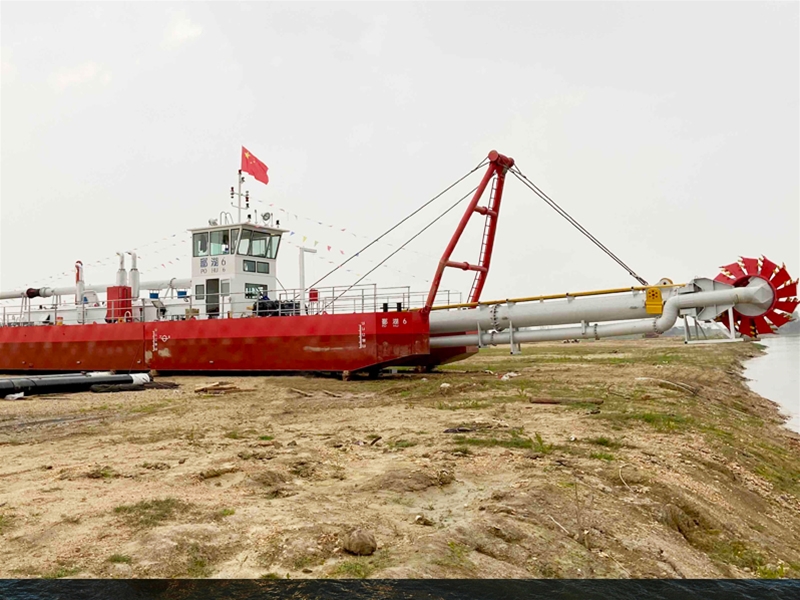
top-left (224, 430), bottom-right (244, 440)
top-left (389, 496), bottom-right (415, 507)
top-left (710, 539), bottom-right (765, 571)
top-left (258, 435), bottom-right (274, 441)
top-left (42, 566), bottom-right (80, 579)
top-left (260, 572), bottom-right (282, 579)
top-left (590, 451), bottom-right (615, 461)
top-left (600, 411), bottom-right (693, 433)
top-left (333, 559), bottom-right (373, 579)
top-left (86, 465), bottom-right (119, 479)
top-left (532, 432), bottom-right (553, 455)
top-left (292, 554), bottom-right (319, 570)
top-left (453, 435), bottom-right (533, 449)
top-left (587, 436), bottom-right (622, 449)
top-left (107, 554), bottom-right (132, 564)
top-left (186, 543), bottom-right (212, 578)
top-left (451, 446), bottom-right (473, 457)
top-left (757, 564), bottom-right (788, 579)
top-left (113, 497), bottom-right (190, 529)
top-left (432, 541), bottom-right (475, 572)
top-left (214, 508), bottom-right (235, 519)
top-left (388, 439), bottom-right (417, 449)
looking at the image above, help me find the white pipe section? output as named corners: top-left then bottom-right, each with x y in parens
top-left (116, 252), bottom-right (127, 287)
top-left (0, 278), bottom-right (190, 301)
top-left (75, 262), bottom-right (85, 306)
top-left (430, 280), bottom-right (770, 348)
top-left (128, 252), bottom-right (140, 297)
top-left (429, 291), bottom-right (655, 334)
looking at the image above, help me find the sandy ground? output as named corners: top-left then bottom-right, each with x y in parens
top-left (1, 339), bottom-right (799, 579)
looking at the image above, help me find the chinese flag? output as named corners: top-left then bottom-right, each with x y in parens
top-left (241, 146), bottom-right (269, 185)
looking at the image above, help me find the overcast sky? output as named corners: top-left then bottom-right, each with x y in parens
top-left (1, 2), bottom-right (798, 304)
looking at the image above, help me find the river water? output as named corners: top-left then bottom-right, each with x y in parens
top-left (744, 334), bottom-right (800, 434)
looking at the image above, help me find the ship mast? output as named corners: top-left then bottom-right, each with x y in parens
top-left (230, 170), bottom-right (250, 224)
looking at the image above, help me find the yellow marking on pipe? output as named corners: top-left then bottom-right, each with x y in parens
top-left (420, 283), bottom-right (685, 312)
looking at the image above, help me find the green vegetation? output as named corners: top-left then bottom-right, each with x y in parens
top-left (260, 572), bottom-right (282, 579)
top-left (333, 559), bottom-right (372, 579)
top-left (108, 554), bottom-right (132, 564)
top-left (432, 541), bottom-right (474, 572)
top-left (258, 435), bottom-right (274, 441)
top-left (113, 498), bottom-right (190, 528)
top-left (224, 430), bottom-right (244, 439)
top-left (186, 543), bottom-right (212, 578)
top-left (388, 439), bottom-right (417, 449)
top-left (532, 432), bottom-right (554, 454)
top-left (214, 508), bottom-right (236, 519)
top-left (42, 566), bottom-right (80, 579)
top-left (86, 465), bottom-right (119, 479)
top-left (587, 436), bottom-right (622, 449)
top-left (590, 451), bottom-right (615, 461)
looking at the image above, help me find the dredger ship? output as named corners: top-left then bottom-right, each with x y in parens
top-left (0, 151), bottom-right (796, 377)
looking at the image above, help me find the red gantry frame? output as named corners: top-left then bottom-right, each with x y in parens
top-left (424, 150), bottom-right (515, 313)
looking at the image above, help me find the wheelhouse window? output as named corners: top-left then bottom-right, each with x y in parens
top-left (250, 231), bottom-right (269, 258)
top-left (210, 230), bottom-right (230, 255)
top-left (237, 229), bottom-right (252, 255)
top-left (230, 229), bottom-right (239, 256)
top-left (257, 262), bottom-right (269, 274)
top-left (243, 260), bottom-right (256, 272)
top-left (245, 283), bottom-right (267, 299)
top-left (267, 235), bottom-right (281, 259)
top-left (193, 232), bottom-right (209, 257)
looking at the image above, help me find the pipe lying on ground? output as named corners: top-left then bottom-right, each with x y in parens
top-left (1, 373), bottom-right (150, 398)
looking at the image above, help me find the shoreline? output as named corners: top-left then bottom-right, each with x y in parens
top-left (1, 338), bottom-right (799, 579)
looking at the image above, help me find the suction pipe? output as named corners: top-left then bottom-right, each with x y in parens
top-left (429, 278), bottom-right (773, 348)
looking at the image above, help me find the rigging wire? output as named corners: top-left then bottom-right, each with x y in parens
top-left (320, 185), bottom-right (480, 311)
top-left (307, 158), bottom-right (489, 290)
top-left (509, 166), bottom-right (649, 286)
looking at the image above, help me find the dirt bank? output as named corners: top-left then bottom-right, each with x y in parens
top-left (1, 339), bottom-right (799, 579)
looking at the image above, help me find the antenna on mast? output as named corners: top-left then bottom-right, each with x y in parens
top-left (230, 170), bottom-right (248, 224)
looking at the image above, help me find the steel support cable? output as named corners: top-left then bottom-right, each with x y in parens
top-left (510, 166), bottom-right (649, 286)
top-left (321, 185), bottom-right (481, 312)
top-left (307, 158), bottom-right (489, 290)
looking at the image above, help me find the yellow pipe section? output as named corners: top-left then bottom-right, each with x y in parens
top-left (422, 283), bottom-right (685, 312)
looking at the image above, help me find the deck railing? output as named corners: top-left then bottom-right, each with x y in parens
top-left (0, 285), bottom-right (462, 326)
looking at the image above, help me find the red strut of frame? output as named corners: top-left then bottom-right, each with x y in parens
top-left (423, 150), bottom-right (515, 314)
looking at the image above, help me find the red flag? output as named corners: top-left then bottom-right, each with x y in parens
top-left (241, 146), bottom-right (269, 185)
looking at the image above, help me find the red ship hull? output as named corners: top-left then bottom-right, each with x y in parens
top-left (0, 312), bottom-right (436, 374)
